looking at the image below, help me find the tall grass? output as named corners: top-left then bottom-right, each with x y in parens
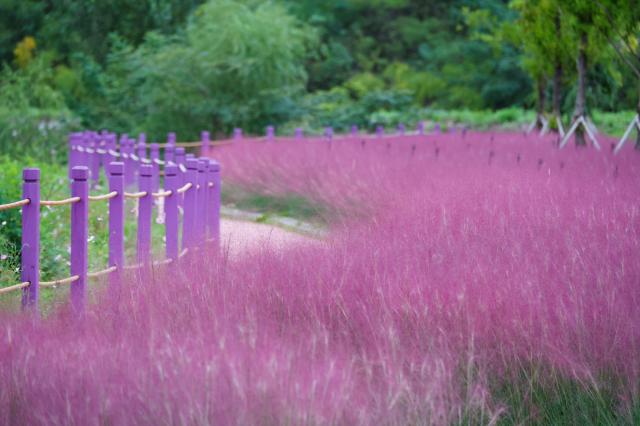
top-left (1, 131), bottom-right (639, 424)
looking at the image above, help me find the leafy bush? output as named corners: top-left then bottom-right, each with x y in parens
top-left (0, 57), bottom-right (78, 162)
top-left (101, 0), bottom-right (315, 140)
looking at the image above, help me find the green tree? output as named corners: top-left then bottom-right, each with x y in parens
top-left (102, 0), bottom-right (314, 138)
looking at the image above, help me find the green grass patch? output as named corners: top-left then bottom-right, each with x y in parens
top-left (222, 184), bottom-right (326, 224)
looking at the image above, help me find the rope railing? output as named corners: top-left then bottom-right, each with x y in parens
top-left (0, 282), bottom-right (30, 294)
top-left (176, 182), bottom-right (193, 194)
top-left (2, 130), bottom-right (222, 313)
top-left (0, 198), bottom-right (30, 211)
top-left (152, 189), bottom-right (172, 198)
top-left (88, 191), bottom-right (118, 202)
top-left (124, 191), bottom-right (148, 199)
top-left (40, 275), bottom-right (80, 288)
top-left (87, 266), bottom-right (117, 278)
top-left (41, 197), bottom-right (81, 206)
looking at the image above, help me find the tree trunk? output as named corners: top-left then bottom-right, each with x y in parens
top-left (552, 12), bottom-right (563, 130)
top-left (573, 31), bottom-right (588, 146)
top-left (536, 77), bottom-right (547, 130)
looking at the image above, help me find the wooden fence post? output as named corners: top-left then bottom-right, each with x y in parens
top-left (325, 127), bottom-right (333, 141)
top-left (295, 128), bottom-right (303, 140)
top-left (208, 160), bottom-right (221, 246)
top-left (398, 123), bottom-right (405, 135)
top-left (201, 131), bottom-right (210, 157)
top-left (167, 132), bottom-right (176, 145)
top-left (164, 144), bottom-right (174, 165)
top-left (351, 125), bottom-right (358, 137)
top-left (266, 125), bottom-right (274, 142)
top-left (150, 143), bottom-right (160, 192)
top-left (183, 158), bottom-right (198, 249)
top-left (21, 168), bottom-right (40, 311)
top-left (68, 134), bottom-right (77, 179)
top-left (175, 147), bottom-right (186, 208)
top-left (108, 162), bottom-right (125, 273)
top-left (90, 136), bottom-right (100, 188)
top-left (417, 121), bottom-right (425, 135)
top-left (164, 164), bottom-right (179, 260)
top-left (234, 128), bottom-right (243, 140)
top-left (376, 125), bottom-right (384, 138)
top-left (197, 158), bottom-right (208, 244)
top-left (70, 166), bottom-right (89, 317)
top-left (137, 165), bottom-right (153, 263)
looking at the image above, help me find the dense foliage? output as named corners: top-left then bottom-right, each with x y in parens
top-left (0, 0), bottom-right (638, 159)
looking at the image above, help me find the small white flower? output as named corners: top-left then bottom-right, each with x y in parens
top-left (1, 221), bottom-right (6, 226)
top-left (88, 235), bottom-right (95, 243)
top-left (0, 254), bottom-right (7, 260)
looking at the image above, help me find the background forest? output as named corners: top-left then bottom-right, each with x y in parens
top-left (0, 0), bottom-right (639, 162)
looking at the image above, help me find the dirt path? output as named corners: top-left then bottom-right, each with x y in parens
top-left (220, 218), bottom-right (318, 258)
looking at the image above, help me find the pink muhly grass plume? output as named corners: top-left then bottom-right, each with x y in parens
top-left (0, 131), bottom-right (639, 424)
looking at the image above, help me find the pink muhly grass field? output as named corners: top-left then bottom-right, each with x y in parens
top-left (1, 131), bottom-right (639, 424)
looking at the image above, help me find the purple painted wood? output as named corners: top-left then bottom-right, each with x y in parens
top-left (325, 127), bottom-right (333, 140)
top-left (376, 125), bottom-right (384, 138)
top-left (208, 160), bottom-right (221, 246)
top-left (266, 125), bottom-right (274, 141)
top-left (435, 123), bottom-right (441, 134)
top-left (137, 165), bottom-right (153, 263)
top-left (150, 143), bottom-right (160, 192)
top-left (70, 166), bottom-right (89, 316)
top-left (164, 144), bottom-right (174, 164)
top-left (21, 168), bottom-right (40, 310)
top-left (398, 123), bottom-right (405, 135)
top-left (182, 158), bottom-right (198, 249)
top-left (417, 121), bottom-right (425, 135)
top-left (295, 128), bottom-right (303, 139)
top-left (196, 158), bottom-right (208, 244)
top-left (351, 125), bottom-right (358, 137)
top-left (68, 134), bottom-right (77, 179)
top-left (108, 162), bottom-right (125, 271)
top-left (234, 128), bottom-right (243, 140)
top-left (201, 131), bottom-right (210, 157)
top-left (164, 164), bottom-right (179, 260)
top-left (90, 137), bottom-right (100, 187)
top-left (175, 147), bottom-right (186, 208)
top-left (167, 132), bottom-right (176, 145)
top-left (136, 140), bottom-right (147, 187)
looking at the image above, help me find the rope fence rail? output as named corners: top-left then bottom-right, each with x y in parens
top-left (2, 136), bottom-right (222, 314)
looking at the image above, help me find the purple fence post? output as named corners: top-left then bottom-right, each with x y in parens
top-left (417, 121), bottom-right (425, 135)
top-left (168, 132), bottom-right (176, 145)
top-left (21, 168), bottom-right (40, 310)
top-left (164, 144), bottom-right (175, 164)
top-left (208, 160), bottom-right (221, 246)
top-left (70, 166), bottom-right (89, 317)
top-left (351, 125), bottom-right (358, 137)
top-left (136, 140), bottom-right (147, 187)
top-left (182, 158), bottom-right (198, 249)
top-left (175, 147), bottom-right (186, 208)
top-left (376, 125), bottom-right (384, 138)
top-left (137, 165), bottom-right (153, 263)
top-left (233, 128), bottom-right (243, 140)
top-left (295, 128), bottom-right (303, 140)
top-left (201, 131), bottom-right (210, 157)
top-left (435, 123), bottom-right (441, 134)
top-left (150, 143), bottom-right (160, 192)
top-left (398, 123), bottom-right (405, 135)
top-left (90, 137), bottom-right (100, 188)
top-left (164, 164), bottom-right (179, 260)
top-left (197, 158), bottom-right (208, 244)
top-left (108, 162), bottom-right (125, 274)
top-left (325, 127), bottom-right (333, 141)
top-left (68, 134), bottom-right (77, 179)
top-left (266, 125), bottom-right (274, 142)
